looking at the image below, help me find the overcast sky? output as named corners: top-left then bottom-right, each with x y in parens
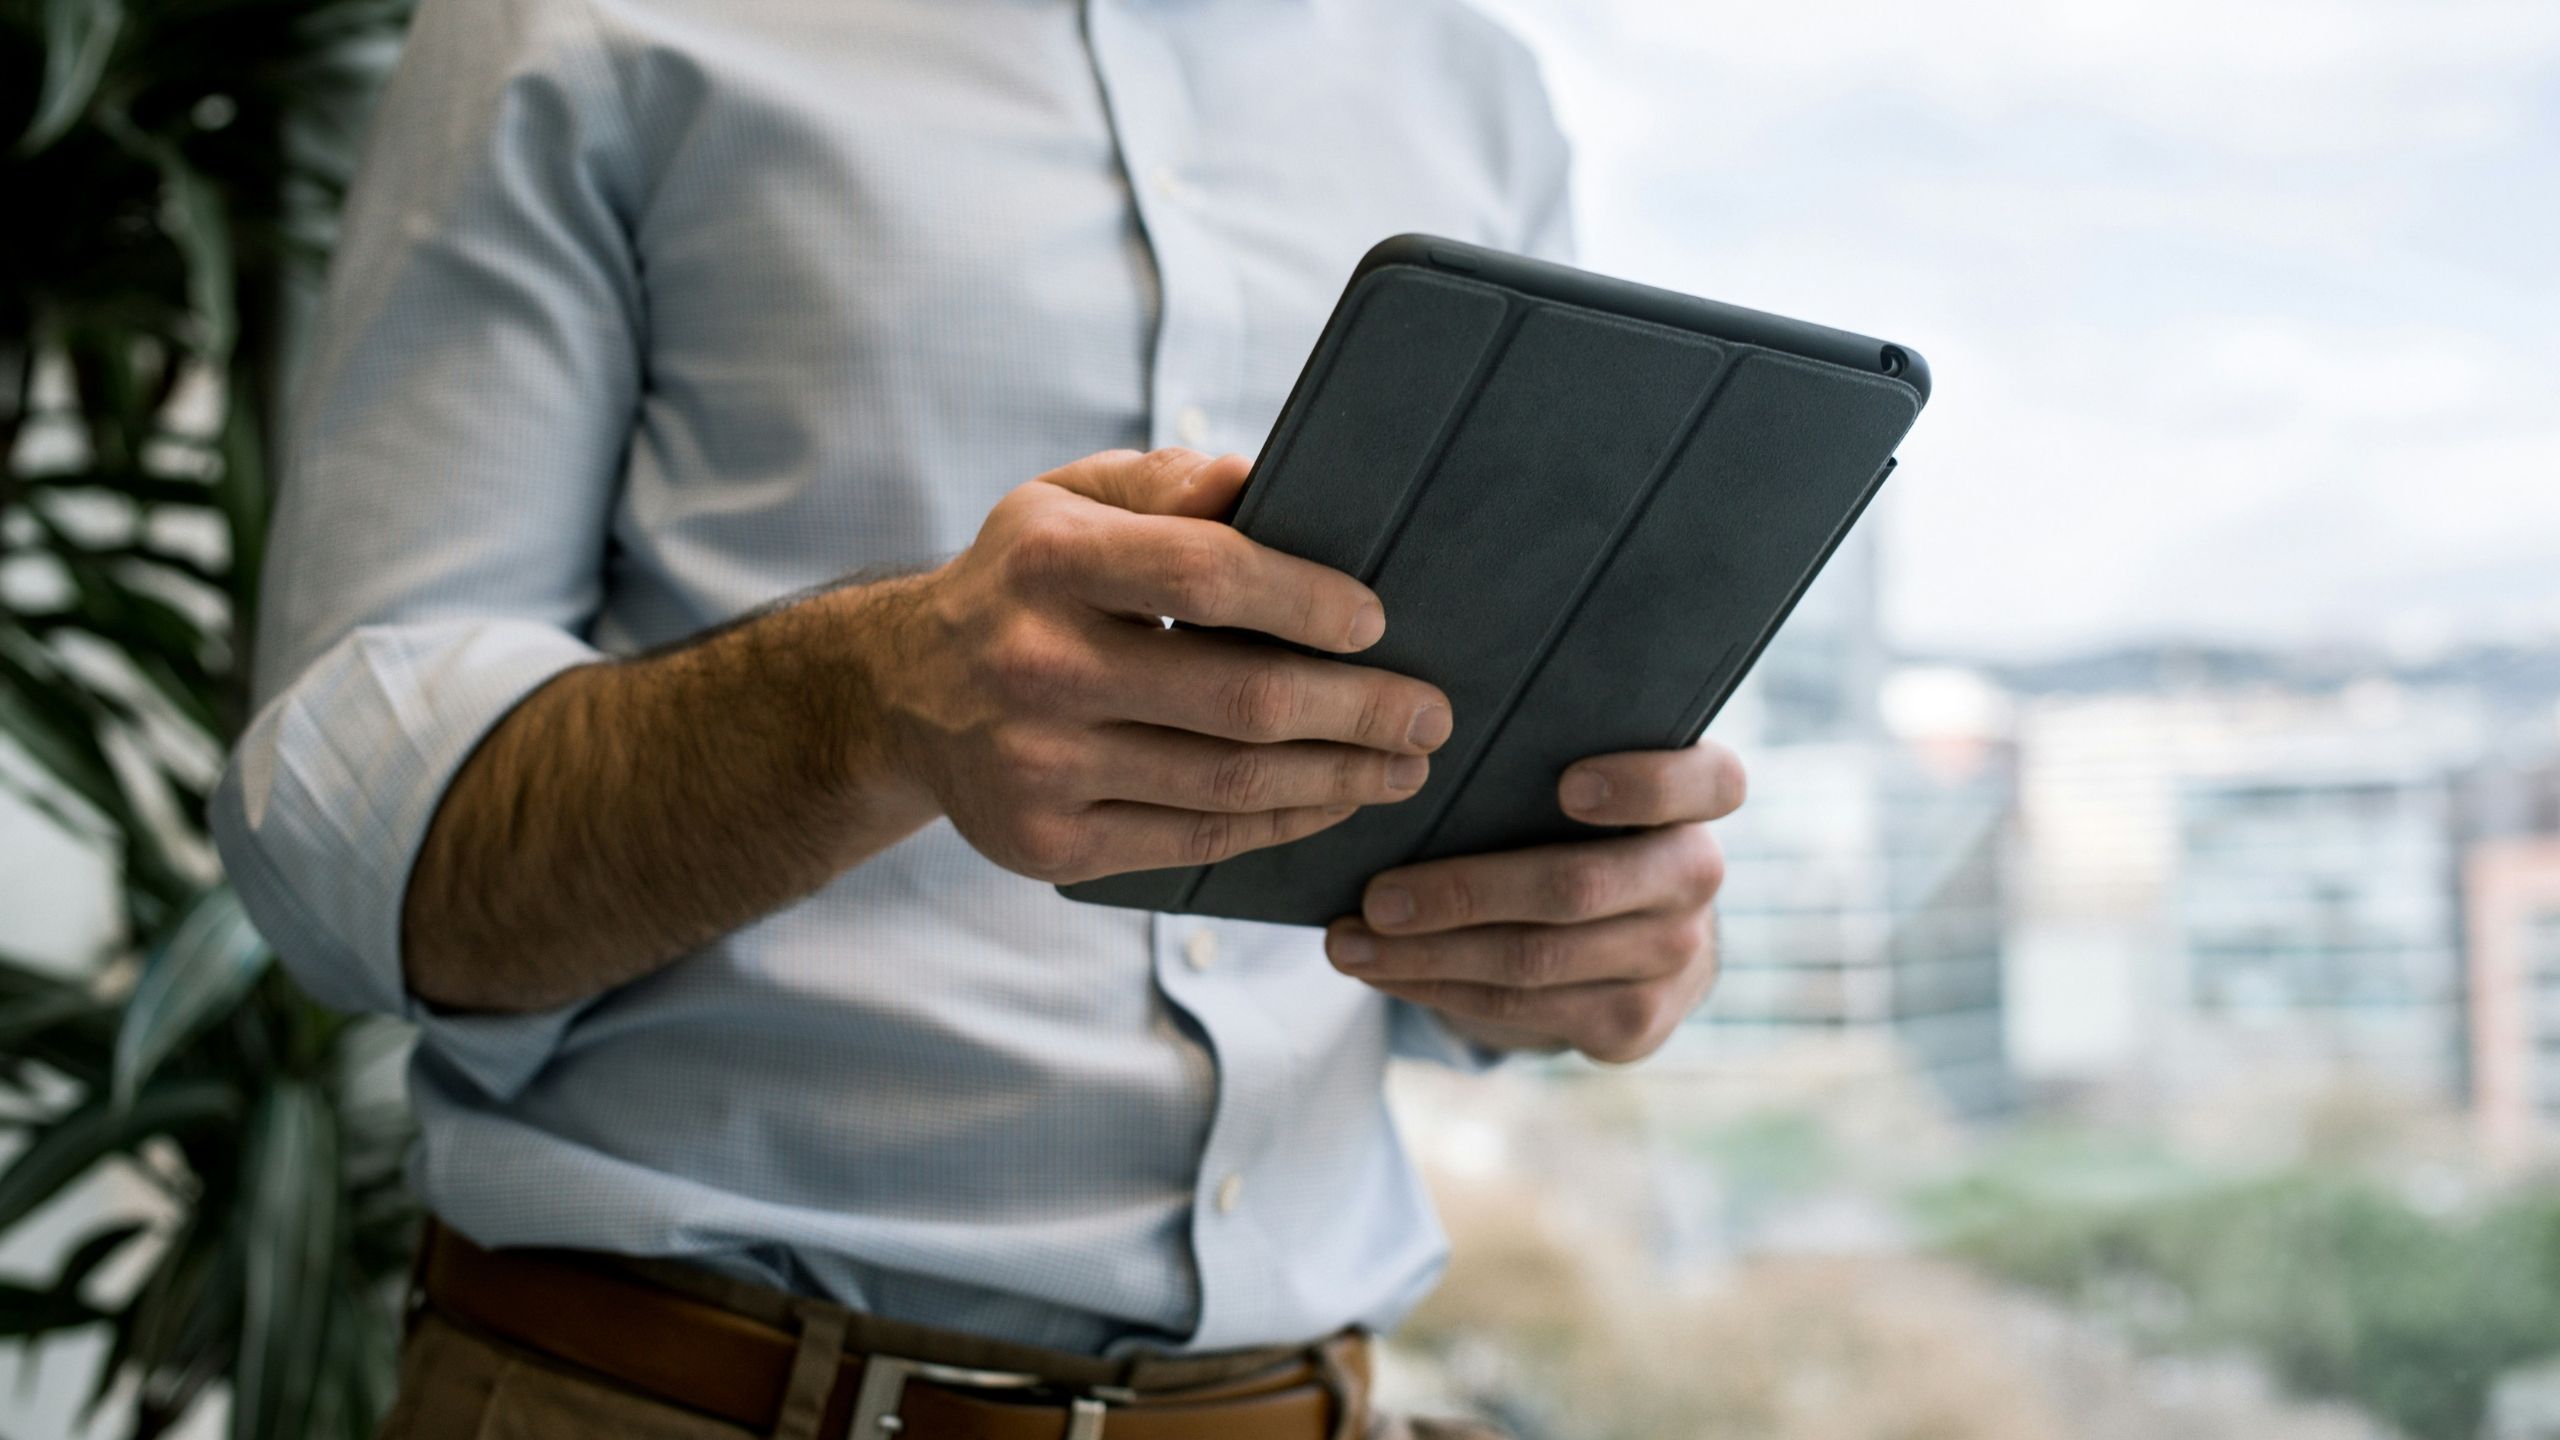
top-left (1479, 0), bottom-right (2560, 659)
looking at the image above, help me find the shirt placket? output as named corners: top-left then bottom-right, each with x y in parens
top-left (1085, 0), bottom-right (1282, 1351)
top-left (1083, 0), bottom-right (1249, 456)
top-left (1148, 915), bottom-right (1295, 1348)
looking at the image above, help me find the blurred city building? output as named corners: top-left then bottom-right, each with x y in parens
top-left (1997, 659), bottom-right (2560, 1128)
top-left (2467, 837), bottom-right (2560, 1165)
top-left (2171, 724), bottom-right (2470, 1097)
top-left (1663, 523), bottom-right (2560, 1139)
top-left (1688, 534), bottom-right (2017, 1118)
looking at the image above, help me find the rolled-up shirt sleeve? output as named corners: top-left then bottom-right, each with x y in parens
top-left (210, 0), bottom-right (642, 1102)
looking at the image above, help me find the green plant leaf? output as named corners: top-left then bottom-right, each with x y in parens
top-left (0, 959), bottom-right (118, 1096)
top-left (56, 1220), bottom-right (151, 1294)
top-left (0, 764), bottom-right (115, 851)
top-left (90, 1215), bottom-right (235, 1427)
top-left (0, 655), bottom-right (130, 826)
top-left (0, 637), bottom-right (202, 921)
top-left (0, 1280), bottom-right (107, 1337)
top-left (234, 1082), bottom-right (339, 1440)
top-left (154, 146), bottom-right (239, 364)
top-left (115, 887), bottom-right (272, 1110)
top-left (19, 0), bottom-right (126, 156)
top-left (18, 469), bottom-right (220, 509)
top-left (0, 986), bottom-right (107, 1039)
top-left (339, 1270), bottom-right (401, 1439)
top-left (6, 1221), bottom-right (160, 1342)
top-left (5, 0), bottom-right (425, 1432)
top-left (0, 1078), bottom-right (239, 1233)
top-left (0, 985), bottom-right (119, 1086)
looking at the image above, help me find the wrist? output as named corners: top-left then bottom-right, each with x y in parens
top-left (790, 572), bottom-right (947, 838)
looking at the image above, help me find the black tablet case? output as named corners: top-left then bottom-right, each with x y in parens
top-left (1061, 236), bottom-right (1929, 926)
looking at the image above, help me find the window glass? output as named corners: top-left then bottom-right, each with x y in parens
top-left (1390, 5), bottom-right (2560, 1436)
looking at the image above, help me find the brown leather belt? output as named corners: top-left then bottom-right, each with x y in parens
top-left (417, 1224), bottom-right (1364, 1439)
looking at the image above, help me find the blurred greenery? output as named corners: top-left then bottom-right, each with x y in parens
top-left (1923, 1135), bottom-right (2560, 1440)
top-left (0, 1), bottom-right (417, 1436)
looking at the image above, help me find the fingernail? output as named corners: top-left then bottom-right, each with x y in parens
top-left (1346, 602), bottom-right (1386, 651)
top-left (1407, 704), bottom-right (1451, 749)
top-left (1367, 885), bottom-right (1414, 927)
top-left (1562, 768), bottom-right (1612, 815)
top-left (1332, 931), bottom-right (1378, 968)
top-left (1387, 754), bottom-right (1428, 793)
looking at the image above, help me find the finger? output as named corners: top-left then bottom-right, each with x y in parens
top-left (1039, 447), bottom-right (1251, 521)
top-left (1360, 824), bottom-right (1724, 933)
top-left (1064, 800), bottom-right (1359, 878)
top-left (1080, 727), bottom-right (1429, 813)
top-left (1094, 625), bottom-right (1453, 755)
top-left (1324, 909), bottom-right (1707, 988)
top-left (1058, 510), bottom-right (1389, 654)
top-left (1559, 741), bottom-right (1748, 827)
top-left (1364, 977), bottom-right (1689, 1066)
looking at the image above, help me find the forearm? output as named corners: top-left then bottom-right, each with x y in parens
top-left (401, 577), bottom-right (940, 1013)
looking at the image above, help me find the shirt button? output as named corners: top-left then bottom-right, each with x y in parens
top-left (1215, 1173), bottom-right (1245, 1215)
top-left (1183, 929), bottom-right (1218, 973)
top-left (1173, 404), bottom-right (1210, 448)
top-left (1151, 163), bottom-right (1188, 201)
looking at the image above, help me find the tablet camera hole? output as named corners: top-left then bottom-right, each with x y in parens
top-left (1879, 346), bottom-right (1908, 377)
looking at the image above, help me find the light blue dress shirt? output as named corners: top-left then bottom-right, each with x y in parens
top-left (211, 0), bottom-right (1571, 1355)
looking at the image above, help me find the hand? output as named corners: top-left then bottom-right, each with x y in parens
top-left (867, 447), bottom-right (1454, 884)
top-left (1323, 742), bottom-right (1745, 1063)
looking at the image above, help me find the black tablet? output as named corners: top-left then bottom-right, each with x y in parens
top-left (1060, 234), bottom-right (1930, 926)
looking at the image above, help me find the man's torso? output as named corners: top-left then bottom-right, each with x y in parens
top-left (321, 0), bottom-right (1567, 1356)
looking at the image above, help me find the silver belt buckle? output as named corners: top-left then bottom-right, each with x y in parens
top-left (847, 1355), bottom-right (1115, 1440)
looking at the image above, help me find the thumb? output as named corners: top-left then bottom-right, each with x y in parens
top-left (1042, 447), bottom-right (1251, 520)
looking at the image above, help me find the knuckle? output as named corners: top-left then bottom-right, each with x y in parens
top-left (1548, 858), bottom-right (1612, 920)
top-left (1140, 446), bottom-right (1202, 486)
top-left (1163, 541), bottom-right (1231, 619)
top-left (1679, 830), bottom-right (1728, 904)
top-left (1337, 746), bottom-right (1372, 800)
top-left (1438, 871), bottom-right (1481, 928)
top-left (1002, 512), bottom-right (1086, 586)
top-left (986, 625), bottom-right (1082, 709)
top-left (1592, 989), bottom-right (1669, 1064)
top-left (1063, 448), bottom-right (1143, 483)
top-left (1208, 747), bottom-right (1274, 811)
top-left (1008, 814), bottom-right (1087, 881)
top-left (1660, 915), bottom-right (1711, 970)
top-left (1222, 665), bottom-right (1297, 741)
top-left (1351, 684), bottom-right (1394, 750)
top-left (1182, 810), bottom-right (1239, 865)
top-left (992, 728), bottom-right (1072, 796)
top-left (1508, 928), bottom-right (1568, 988)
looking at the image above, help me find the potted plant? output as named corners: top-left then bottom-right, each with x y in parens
top-left (2, 2), bottom-right (420, 1435)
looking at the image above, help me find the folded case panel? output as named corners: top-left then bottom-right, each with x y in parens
top-left (1062, 245), bottom-right (1924, 925)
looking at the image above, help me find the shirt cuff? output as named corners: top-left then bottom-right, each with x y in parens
top-left (1387, 996), bottom-right (1512, 1074)
top-left (213, 617), bottom-right (602, 1102)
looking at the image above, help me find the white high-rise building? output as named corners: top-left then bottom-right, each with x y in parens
top-left (2005, 683), bottom-right (2485, 1105)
